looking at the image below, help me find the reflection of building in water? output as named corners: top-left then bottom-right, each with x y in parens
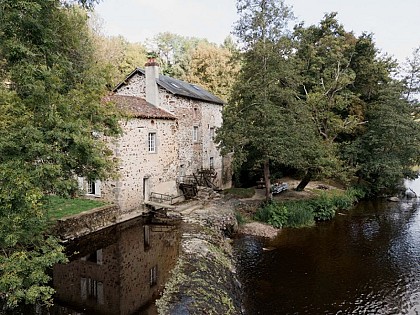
top-left (53, 215), bottom-right (181, 315)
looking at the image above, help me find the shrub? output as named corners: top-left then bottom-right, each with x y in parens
top-left (235, 212), bottom-right (246, 225)
top-left (254, 202), bottom-right (288, 228)
top-left (310, 193), bottom-right (337, 221)
top-left (255, 187), bottom-right (362, 228)
top-left (286, 204), bottom-right (315, 228)
top-left (255, 201), bottom-right (314, 228)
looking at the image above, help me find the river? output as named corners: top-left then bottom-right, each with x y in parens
top-left (9, 214), bottom-right (182, 315)
top-left (234, 197), bottom-right (420, 314)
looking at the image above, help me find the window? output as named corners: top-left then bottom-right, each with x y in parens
top-left (83, 249), bottom-right (103, 265)
top-left (144, 225), bottom-right (150, 249)
top-left (193, 126), bottom-right (198, 142)
top-left (86, 180), bottom-right (101, 197)
top-left (210, 127), bottom-right (215, 141)
top-left (81, 277), bottom-right (104, 304)
top-left (87, 180), bottom-right (96, 195)
top-left (210, 157), bottom-right (214, 169)
top-left (148, 132), bottom-right (156, 153)
top-left (150, 265), bottom-right (158, 287)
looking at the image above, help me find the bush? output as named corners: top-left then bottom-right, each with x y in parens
top-left (255, 201), bottom-right (314, 228)
top-left (309, 193), bottom-right (337, 221)
top-left (254, 202), bottom-right (288, 228)
top-left (286, 204), bottom-right (315, 228)
top-left (255, 187), bottom-right (362, 228)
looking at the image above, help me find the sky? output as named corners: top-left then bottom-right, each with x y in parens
top-left (95, 0), bottom-right (420, 64)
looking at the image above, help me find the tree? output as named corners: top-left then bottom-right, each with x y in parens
top-left (0, 1), bottom-right (120, 308)
top-left (292, 14), bottom-right (370, 190)
top-left (181, 41), bottom-right (240, 101)
top-left (346, 83), bottom-right (420, 194)
top-left (218, 0), bottom-right (300, 200)
top-left (402, 46), bottom-right (420, 107)
top-left (146, 32), bottom-right (206, 78)
top-left (91, 33), bottom-right (148, 87)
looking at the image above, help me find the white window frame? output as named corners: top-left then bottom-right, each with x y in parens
top-left (193, 126), bottom-right (198, 142)
top-left (148, 132), bottom-right (156, 153)
top-left (78, 177), bottom-right (101, 197)
top-left (86, 180), bottom-right (101, 197)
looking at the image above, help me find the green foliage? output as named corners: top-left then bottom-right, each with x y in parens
top-left (255, 201), bottom-right (314, 228)
top-left (46, 196), bottom-right (107, 220)
top-left (308, 193), bottom-right (337, 221)
top-left (0, 0), bottom-right (119, 308)
top-left (285, 204), bottom-right (315, 228)
top-left (235, 212), bottom-right (246, 225)
top-left (254, 202), bottom-right (289, 228)
top-left (0, 162), bottom-right (67, 308)
top-left (255, 188), bottom-right (361, 228)
top-left (181, 40), bottom-right (240, 101)
top-left (0, 237), bottom-right (67, 308)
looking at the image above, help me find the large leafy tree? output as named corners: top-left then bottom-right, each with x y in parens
top-left (346, 83), bottom-right (420, 194)
top-left (91, 33), bottom-right (148, 87)
top-left (218, 0), bottom-right (304, 200)
top-left (292, 14), bottom-right (363, 190)
top-left (0, 0), bottom-right (120, 308)
top-left (181, 40), bottom-right (241, 101)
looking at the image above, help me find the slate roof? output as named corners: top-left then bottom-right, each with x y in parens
top-left (113, 68), bottom-right (225, 105)
top-left (104, 95), bottom-right (176, 120)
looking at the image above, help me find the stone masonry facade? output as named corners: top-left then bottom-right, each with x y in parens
top-left (100, 63), bottom-right (232, 213)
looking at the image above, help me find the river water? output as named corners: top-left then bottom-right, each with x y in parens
top-left (235, 198), bottom-right (420, 314)
top-left (7, 214), bottom-right (182, 315)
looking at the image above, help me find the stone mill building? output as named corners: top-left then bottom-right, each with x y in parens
top-left (81, 58), bottom-right (232, 212)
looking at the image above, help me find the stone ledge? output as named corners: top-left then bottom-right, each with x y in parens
top-left (52, 204), bottom-right (120, 240)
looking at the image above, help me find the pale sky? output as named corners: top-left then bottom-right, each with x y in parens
top-left (95, 0), bottom-right (420, 64)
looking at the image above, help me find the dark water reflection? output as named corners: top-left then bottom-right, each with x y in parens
top-left (9, 214), bottom-right (181, 315)
top-left (235, 199), bottom-right (420, 314)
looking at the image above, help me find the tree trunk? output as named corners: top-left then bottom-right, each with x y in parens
top-left (296, 169), bottom-right (313, 191)
top-left (263, 159), bottom-right (272, 202)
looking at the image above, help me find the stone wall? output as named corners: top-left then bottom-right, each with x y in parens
top-left (53, 204), bottom-right (119, 239)
top-left (156, 198), bottom-right (243, 315)
top-left (102, 117), bottom-right (179, 212)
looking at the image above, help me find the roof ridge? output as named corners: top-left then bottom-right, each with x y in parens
top-left (113, 68), bottom-right (225, 105)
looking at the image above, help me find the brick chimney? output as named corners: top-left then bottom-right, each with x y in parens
top-left (145, 57), bottom-right (160, 107)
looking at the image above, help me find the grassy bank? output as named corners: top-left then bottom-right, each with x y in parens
top-left (46, 196), bottom-right (108, 220)
top-left (254, 187), bottom-right (365, 228)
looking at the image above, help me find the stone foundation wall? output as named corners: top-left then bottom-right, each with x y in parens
top-left (156, 198), bottom-right (243, 314)
top-left (53, 204), bottom-right (119, 239)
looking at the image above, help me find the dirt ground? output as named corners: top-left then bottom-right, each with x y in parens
top-left (243, 177), bottom-right (344, 201)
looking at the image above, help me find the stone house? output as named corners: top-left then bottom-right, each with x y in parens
top-left (83, 59), bottom-right (232, 212)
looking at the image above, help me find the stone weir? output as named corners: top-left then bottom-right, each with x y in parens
top-left (156, 194), bottom-right (244, 314)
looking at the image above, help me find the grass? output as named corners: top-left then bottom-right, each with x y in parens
top-left (223, 187), bottom-right (255, 199)
top-left (45, 195), bottom-right (108, 220)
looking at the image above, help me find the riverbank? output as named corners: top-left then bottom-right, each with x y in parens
top-left (154, 179), bottom-right (332, 314)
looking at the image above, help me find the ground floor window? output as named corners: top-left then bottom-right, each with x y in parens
top-left (150, 265), bottom-right (158, 287)
top-left (78, 177), bottom-right (101, 197)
